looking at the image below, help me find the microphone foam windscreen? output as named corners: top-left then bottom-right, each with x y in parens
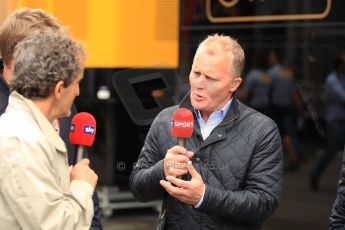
top-left (171, 108), bottom-right (194, 138)
top-left (69, 112), bottom-right (96, 146)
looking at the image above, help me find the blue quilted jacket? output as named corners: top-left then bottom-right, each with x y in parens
top-left (130, 94), bottom-right (283, 230)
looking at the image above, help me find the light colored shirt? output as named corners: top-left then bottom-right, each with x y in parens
top-left (193, 98), bottom-right (232, 208)
top-left (0, 91), bottom-right (94, 230)
top-left (194, 98), bottom-right (232, 140)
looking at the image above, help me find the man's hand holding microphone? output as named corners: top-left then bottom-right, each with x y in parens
top-left (69, 112), bottom-right (98, 188)
top-left (160, 108), bottom-right (205, 206)
top-left (70, 158), bottom-right (98, 188)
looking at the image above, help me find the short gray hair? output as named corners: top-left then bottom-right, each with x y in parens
top-left (11, 32), bottom-right (85, 99)
top-left (196, 34), bottom-right (245, 77)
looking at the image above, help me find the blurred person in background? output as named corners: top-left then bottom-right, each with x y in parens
top-left (309, 53), bottom-right (345, 191)
top-left (267, 49), bottom-right (303, 172)
top-left (240, 53), bottom-right (271, 117)
top-left (130, 34), bottom-right (283, 230)
top-left (0, 8), bottom-right (102, 229)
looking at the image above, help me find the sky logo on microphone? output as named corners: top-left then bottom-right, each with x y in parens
top-left (84, 126), bottom-right (95, 134)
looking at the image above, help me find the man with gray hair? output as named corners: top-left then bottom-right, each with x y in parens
top-left (0, 8), bottom-right (102, 229)
top-left (130, 34), bottom-right (283, 229)
top-left (0, 32), bottom-right (98, 229)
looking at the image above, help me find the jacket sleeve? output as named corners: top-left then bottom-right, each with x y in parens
top-left (0, 137), bottom-right (95, 230)
top-left (129, 114), bottom-right (167, 202)
top-left (329, 149), bottom-right (345, 229)
top-left (197, 120), bottom-right (283, 223)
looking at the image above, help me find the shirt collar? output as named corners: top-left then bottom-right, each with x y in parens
top-left (194, 97), bottom-right (233, 122)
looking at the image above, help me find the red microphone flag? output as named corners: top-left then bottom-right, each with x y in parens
top-left (171, 108), bottom-right (194, 138)
top-left (70, 112), bottom-right (96, 147)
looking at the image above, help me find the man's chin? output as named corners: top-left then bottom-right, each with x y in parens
top-left (191, 102), bottom-right (204, 111)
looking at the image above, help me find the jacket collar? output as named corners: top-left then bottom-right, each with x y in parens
top-left (9, 91), bottom-right (67, 153)
top-left (178, 92), bottom-right (241, 150)
top-left (179, 91), bottom-right (240, 126)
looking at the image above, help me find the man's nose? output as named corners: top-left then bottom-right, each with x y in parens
top-left (195, 75), bottom-right (205, 88)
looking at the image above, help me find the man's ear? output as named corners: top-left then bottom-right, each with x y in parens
top-left (54, 80), bottom-right (65, 99)
top-left (3, 60), bottom-right (13, 85)
top-left (230, 77), bottom-right (242, 92)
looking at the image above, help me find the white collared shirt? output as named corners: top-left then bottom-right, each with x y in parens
top-left (194, 98), bottom-right (233, 140)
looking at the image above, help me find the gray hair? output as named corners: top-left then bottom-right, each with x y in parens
top-left (196, 34), bottom-right (245, 77)
top-left (11, 32), bottom-right (85, 99)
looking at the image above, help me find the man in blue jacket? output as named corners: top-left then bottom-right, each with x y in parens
top-left (130, 34), bottom-right (283, 229)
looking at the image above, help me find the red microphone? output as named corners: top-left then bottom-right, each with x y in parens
top-left (171, 108), bottom-right (194, 147)
top-left (70, 112), bottom-right (96, 164)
